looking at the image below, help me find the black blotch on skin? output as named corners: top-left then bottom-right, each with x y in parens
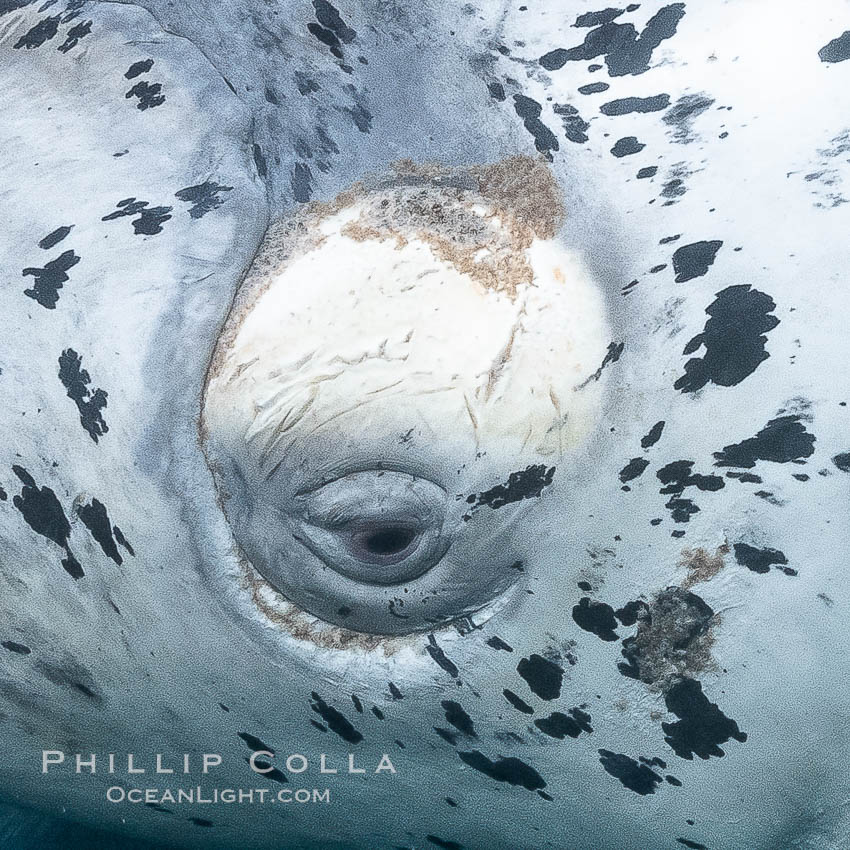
top-left (615, 600), bottom-right (649, 626)
top-left (125, 58), bottom-right (154, 78)
top-left (237, 732), bottom-right (274, 753)
top-left (314, 0), bottom-right (355, 43)
top-left (641, 420), bottom-right (665, 448)
top-left (13, 14), bottom-right (60, 49)
top-left (246, 757), bottom-right (287, 784)
top-left (831, 452), bottom-right (850, 472)
top-left (113, 526), bottom-right (135, 556)
top-left (388, 682), bottom-right (404, 700)
top-left (441, 700), bottom-right (476, 738)
top-left (252, 144), bottom-right (267, 177)
top-left (426, 634), bottom-right (459, 679)
top-left (578, 340), bottom-right (624, 386)
top-left (125, 81), bottom-right (165, 110)
top-left (311, 720), bottom-right (327, 732)
top-left (344, 85), bottom-right (372, 133)
top-left (174, 182), bottom-right (233, 218)
top-left (102, 198), bottom-right (172, 236)
top-left (2, 641), bottom-right (31, 655)
top-left (540, 4), bottom-right (685, 77)
top-left (503, 689), bottom-right (534, 714)
top-left (666, 775), bottom-right (683, 786)
top-left (517, 654), bottom-right (564, 700)
top-left (486, 635), bottom-right (514, 652)
top-left (575, 8), bottom-right (625, 27)
top-left (488, 80), bottom-right (506, 101)
top-left (12, 465), bottom-right (83, 579)
top-left (637, 166), bottom-right (657, 178)
top-left (535, 707), bottom-right (593, 739)
top-left (677, 840), bottom-right (708, 849)
top-left (466, 464), bottom-right (555, 516)
top-left (190, 818), bottom-right (213, 827)
top-left (553, 103), bottom-right (590, 143)
top-left (426, 836), bottom-right (463, 850)
top-left (672, 240), bottom-right (722, 283)
top-left (657, 461), bottom-right (725, 495)
top-left (663, 94), bottom-right (714, 142)
top-left (38, 226), bottom-right (72, 250)
top-left (620, 457), bottom-right (649, 483)
top-left (662, 677), bottom-right (747, 760)
top-left (77, 499), bottom-right (122, 565)
top-left (38, 659), bottom-right (102, 703)
top-left (513, 95), bottom-right (559, 159)
top-left (819, 32), bottom-right (850, 63)
top-left (292, 163), bottom-right (313, 202)
top-left (598, 750), bottom-right (662, 795)
top-left (444, 797), bottom-right (457, 807)
top-left (572, 598), bottom-right (619, 641)
top-left (713, 415), bottom-right (815, 468)
top-left (310, 693), bottom-right (363, 744)
top-left (57, 19), bottom-right (91, 53)
top-left (58, 349), bottom-right (108, 443)
top-left (457, 751), bottom-right (546, 792)
top-left (578, 82), bottom-right (610, 94)
top-left (675, 285), bottom-right (780, 393)
top-left (307, 21), bottom-right (342, 57)
top-left (434, 727), bottom-right (458, 745)
top-left (611, 136), bottom-right (645, 157)
top-left (22, 249), bottom-right (80, 309)
top-left (601, 94), bottom-right (669, 115)
top-left (732, 543), bottom-right (788, 575)
top-left (371, 706), bottom-right (384, 720)
top-left (351, 694), bottom-right (364, 713)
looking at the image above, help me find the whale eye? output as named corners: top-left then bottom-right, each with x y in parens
top-left (290, 471), bottom-right (451, 585)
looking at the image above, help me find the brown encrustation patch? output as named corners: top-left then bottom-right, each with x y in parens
top-left (679, 543), bottom-right (729, 589)
top-left (618, 586), bottom-right (718, 691)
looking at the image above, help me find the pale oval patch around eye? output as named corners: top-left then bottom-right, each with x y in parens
top-left (290, 471), bottom-right (452, 586)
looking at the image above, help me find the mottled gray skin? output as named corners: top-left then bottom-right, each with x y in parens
top-left (1, 1), bottom-right (849, 849)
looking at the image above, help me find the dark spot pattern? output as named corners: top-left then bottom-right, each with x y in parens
top-left (38, 226), bottom-right (72, 250)
top-left (426, 634), bottom-right (460, 679)
top-left (572, 598), bottom-right (619, 641)
top-left (663, 94), bottom-right (714, 142)
top-left (2, 641), bottom-right (31, 655)
top-left (513, 95), bottom-right (559, 158)
top-left (486, 635), bottom-right (513, 652)
top-left (125, 58), bottom-right (154, 79)
top-left (237, 732), bottom-right (274, 753)
top-left (732, 543), bottom-right (789, 575)
top-left (714, 416), bottom-right (815, 468)
top-left (310, 693), bottom-right (363, 744)
top-left (675, 286), bottom-right (780, 393)
top-left (77, 498), bottom-right (122, 564)
top-left (517, 654), bottom-right (563, 700)
top-left (637, 166), bottom-right (657, 178)
top-left (641, 421), bottom-right (665, 448)
top-left (578, 340), bottom-right (624, 386)
top-left (441, 701), bottom-right (476, 738)
top-left (831, 452), bottom-right (850, 472)
top-left (58, 349), bottom-right (108, 443)
top-left (102, 198), bottom-right (172, 235)
top-left (466, 465), bottom-right (555, 516)
top-left (677, 839), bottom-right (708, 850)
top-left (426, 836), bottom-right (463, 850)
top-left (819, 32), bottom-right (850, 63)
top-left (22, 249), bottom-right (80, 309)
top-left (125, 80), bottom-right (165, 110)
top-left (14, 14), bottom-right (60, 49)
top-left (672, 240), bottom-right (722, 283)
top-left (662, 677), bottom-right (747, 760)
top-left (457, 751), bottom-right (546, 792)
top-left (553, 103), bottom-right (590, 143)
top-left (620, 457), bottom-right (649, 483)
top-left (57, 19), bottom-right (91, 53)
top-left (601, 94), bottom-right (670, 115)
top-left (174, 182), bottom-right (233, 218)
top-left (611, 136), bottom-right (645, 157)
top-left (12, 466), bottom-right (83, 578)
top-left (503, 689), bottom-right (534, 714)
top-left (534, 708), bottom-right (593, 739)
top-left (578, 82), bottom-right (610, 94)
top-left (247, 758), bottom-right (287, 784)
top-left (598, 750), bottom-right (663, 795)
top-left (540, 4), bottom-right (685, 76)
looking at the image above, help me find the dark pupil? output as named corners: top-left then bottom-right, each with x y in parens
top-left (364, 527), bottom-right (415, 556)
